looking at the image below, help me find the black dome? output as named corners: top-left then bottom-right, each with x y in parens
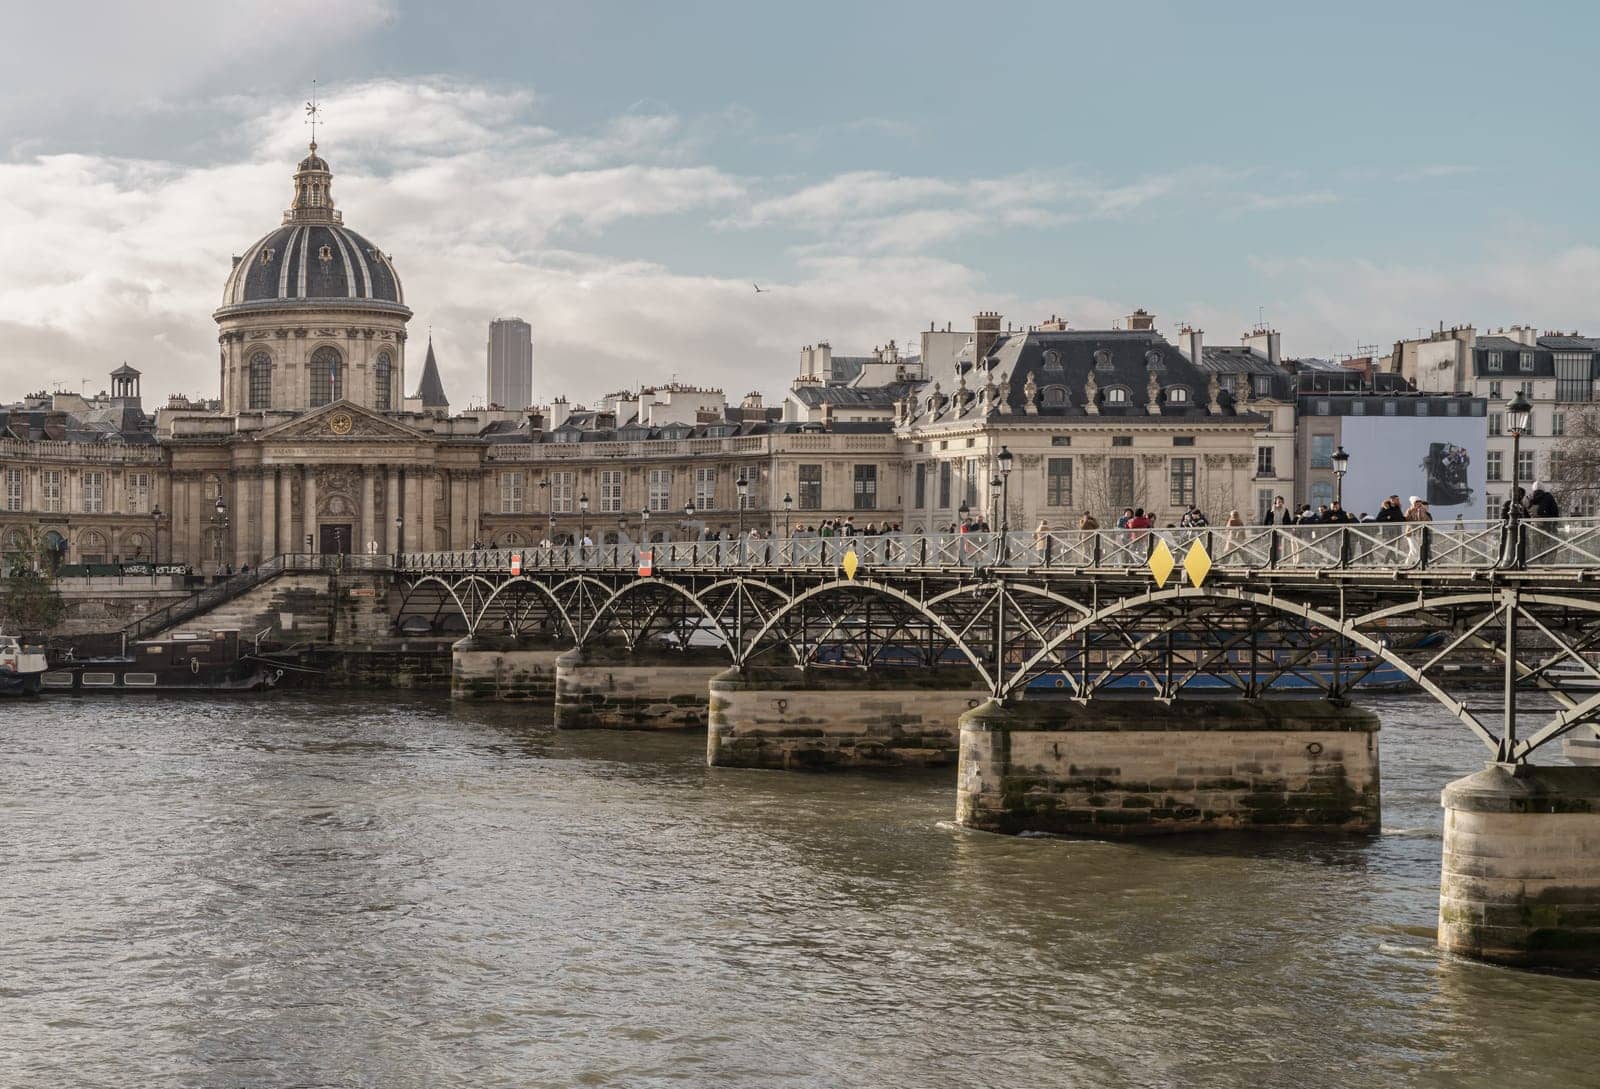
top-left (220, 224), bottom-right (404, 310)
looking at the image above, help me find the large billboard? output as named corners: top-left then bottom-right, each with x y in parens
top-left (1338, 414), bottom-right (1487, 521)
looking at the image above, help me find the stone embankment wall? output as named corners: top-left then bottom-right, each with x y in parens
top-left (958, 698), bottom-right (1381, 836)
top-left (51, 580), bottom-right (190, 636)
top-left (708, 666), bottom-right (986, 769)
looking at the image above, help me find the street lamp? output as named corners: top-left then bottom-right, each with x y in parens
top-left (151, 504), bottom-right (164, 565)
top-left (989, 476), bottom-right (1002, 527)
top-left (958, 499), bottom-right (971, 530)
top-left (736, 472), bottom-right (749, 537)
top-left (1507, 390), bottom-right (1532, 516)
top-left (1331, 444), bottom-right (1350, 510)
top-left (997, 445), bottom-right (1014, 534)
top-left (640, 507), bottom-right (650, 545)
top-left (782, 492), bottom-right (793, 539)
top-left (579, 492), bottom-right (590, 548)
top-left (393, 513), bottom-right (403, 561)
top-left (213, 495), bottom-right (230, 570)
top-left (547, 509), bottom-right (556, 546)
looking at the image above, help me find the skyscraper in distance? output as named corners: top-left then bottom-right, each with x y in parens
top-left (487, 317), bottom-right (534, 408)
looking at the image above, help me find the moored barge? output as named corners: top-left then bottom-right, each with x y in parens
top-left (42, 629), bottom-right (281, 693)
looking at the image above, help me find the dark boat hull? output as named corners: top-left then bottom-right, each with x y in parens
top-left (40, 661), bottom-right (281, 693)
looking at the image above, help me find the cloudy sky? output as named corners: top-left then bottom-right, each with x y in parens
top-left (3, 0), bottom-right (1599, 407)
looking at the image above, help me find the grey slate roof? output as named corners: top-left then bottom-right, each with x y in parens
top-left (412, 339), bottom-right (449, 409)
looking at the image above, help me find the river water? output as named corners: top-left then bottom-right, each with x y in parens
top-left (2, 693), bottom-right (1596, 1088)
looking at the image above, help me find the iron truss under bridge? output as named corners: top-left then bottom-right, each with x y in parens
top-left (394, 518), bottom-right (1600, 764)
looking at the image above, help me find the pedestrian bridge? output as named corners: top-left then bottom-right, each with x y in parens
top-left (394, 518), bottom-right (1600, 765)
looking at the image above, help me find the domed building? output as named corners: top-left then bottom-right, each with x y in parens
top-left (215, 143), bottom-right (412, 414)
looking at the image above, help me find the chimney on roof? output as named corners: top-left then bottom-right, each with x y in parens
top-left (1038, 313), bottom-right (1069, 332)
top-left (973, 310), bottom-right (1002, 362)
top-left (1179, 325), bottom-right (1204, 366)
top-left (1243, 326), bottom-right (1281, 365)
top-left (1127, 308), bottom-right (1156, 331)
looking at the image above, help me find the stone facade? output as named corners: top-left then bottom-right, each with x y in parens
top-left (553, 646), bottom-right (727, 729)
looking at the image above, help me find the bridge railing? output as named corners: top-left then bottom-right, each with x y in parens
top-left (391, 516), bottom-right (1600, 575)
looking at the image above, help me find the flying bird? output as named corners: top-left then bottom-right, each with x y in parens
top-left (753, 283), bottom-right (767, 294)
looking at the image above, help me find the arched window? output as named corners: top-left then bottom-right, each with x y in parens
top-left (249, 352), bottom-right (272, 410)
top-left (79, 530), bottom-right (108, 563)
top-left (1166, 386), bottom-right (1190, 404)
top-left (374, 351), bottom-right (392, 411)
top-left (310, 346), bottom-right (343, 406)
top-left (1105, 386), bottom-right (1130, 404)
top-left (1042, 385), bottom-right (1069, 407)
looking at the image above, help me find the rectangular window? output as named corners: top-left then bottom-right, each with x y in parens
top-left (1553, 411), bottom-right (1567, 437)
top-left (499, 470), bottom-right (526, 513)
top-left (1169, 457), bottom-right (1196, 507)
top-left (1050, 436), bottom-right (1072, 447)
top-left (1111, 436), bottom-right (1133, 448)
top-left (42, 470), bottom-right (62, 513)
top-left (127, 472), bottom-right (150, 514)
top-left (938, 462), bottom-right (952, 509)
top-left (249, 360), bottom-right (272, 410)
top-left (648, 469), bottom-right (673, 512)
top-left (694, 467), bottom-right (717, 511)
top-left (1486, 351), bottom-right (1502, 372)
top-left (913, 463), bottom-right (926, 509)
top-left (1257, 488), bottom-right (1275, 521)
top-left (1383, 400), bottom-right (1397, 416)
top-left (550, 471), bottom-right (574, 513)
top-left (1520, 351), bottom-right (1534, 372)
top-left (1416, 401), bottom-right (1429, 417)
top-left (1108, 457), bottom-right (1135, 510)
top-left (1446, 401), bottom-right (1460, 416)
top-left (600, 470), bottom-right (623, 513)
top-left (1488, 380), bottom-right (1502, 399)
top-left (4, 467), bottom-right (21, 512)
top-left (1046, 458), bottom-right (1072, 507)
top-left (81, 471), bottom-right (104, 513)
top-left (1310, 434), bottom-right (1333, 468)
top-left (1172, 436), bottom-right (1195, 447)
top-left (1488, 412), bottom-right (1502, 436)
top-left (1555, 352), bottom-right (1592, 403)
top-left (1256, 446), bottom-right (1275, 477)
top-left (1315, 399), bottom-right (1330, 415)
top-left (1516, 449), bottom-right (1535, 482)
top-left (1350, 399), bottom-right (1365, 415)
top-left (853, 465), bottom-right (877, 510)
top-left (797, 464), bottom-right (822, 511)
top-left (963, 459), bottom-right (978, 508)
top-left (1486, 451), bottom-right (1502, 481)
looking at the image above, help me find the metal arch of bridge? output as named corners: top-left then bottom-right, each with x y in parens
top-left (394, 526), bottom-right (1600, 762)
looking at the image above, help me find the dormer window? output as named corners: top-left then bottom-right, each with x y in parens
top-left (259, 247), bottom-right (275, 265)
top-left (1166, 386), bottom-right (1190, 404)
top-left (1041, 349), bottom-right (1064, 374)
top-left (1520, 351), bottom-right (1534, 372)
top-left (1094, 348), bottom-right (1114, 371)
top-left (318, 244), bottom-right (334, 263)
top-left (1105, 386), bottom-right (1130, 404)
top-left (1486, 351), bottom-right (1503, 371)
top-left (1042, 385), bottom-right (1068, 406)
top-left (1145, 349), bottom-right (1165, 370)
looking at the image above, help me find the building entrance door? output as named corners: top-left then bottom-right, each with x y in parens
top-left (319, 523), bottom-right (353, 555)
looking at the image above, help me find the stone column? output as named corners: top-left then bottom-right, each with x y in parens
top-left (448, 471), bottom-right (466, 548)
top-left (184, 476), bottom-right (204, 566)
top-left (385, 467), bottom-right (401, 552)
top-left (1439, 764), bottom-right (1600, 972)
top-left (232, 470), bottom-right (249, 565)
top-left (278, 468), bottom-right (294, 556)
top-left (360, 466), bottom-right (376, 554)
top-left (261, 468), bottom-right (278, 558)
top-left (403, 468), bottom-right (421, 552)
top-left (418, 469), bottom-right (436, 551)
top-left (302, 466), bottom-right (318, 553)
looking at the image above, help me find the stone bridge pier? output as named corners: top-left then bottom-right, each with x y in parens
top-left (553, 644), bottom-right (729, 730)
top-left (956, 697), bottom-right (1383, 836)
top-left (450, 634), bottom-right (568, 702)
top-left (707, 666), bottom-right (988, 769)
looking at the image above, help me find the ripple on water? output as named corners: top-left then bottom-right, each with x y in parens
top-left (1, 692), bottom-right (1596, 1089)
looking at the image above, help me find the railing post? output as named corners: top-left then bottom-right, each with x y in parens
top-left (1268, 529), bottom-right (1280, 568)
top-left (1338, 527), bottom-right (1350, 568)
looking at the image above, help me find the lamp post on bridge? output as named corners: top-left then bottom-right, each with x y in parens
top-left (151, 505), bottom-right (165, 565)
top-left (782, 492), bottom-right (793, 540)
top-left (1507, 390), bottom-right (1532, 516)
top-left (997, 445), bottom-right (1013, 535)
top-left (579, 492), bottom-right (590, 550)
top-left (1332, 444), bottom-right (1350, 511)
top-left (393, 514), bottom-right (403, 564)
top-left (213, 496), bottom-right (230, 572)
top-left (736, 472), bottom-right (749, 538)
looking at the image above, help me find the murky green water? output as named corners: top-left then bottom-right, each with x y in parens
top-left (2, 693), bottom-right (1595, 1088)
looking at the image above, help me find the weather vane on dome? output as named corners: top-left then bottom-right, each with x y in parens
top-left (305, 81), bottom-right (322, 148)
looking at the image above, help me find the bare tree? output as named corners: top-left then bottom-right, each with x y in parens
top-left (1545, 405), bottom-right (1600, 516)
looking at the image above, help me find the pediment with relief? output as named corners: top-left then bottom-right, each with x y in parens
top-left (256, 401), bottom-right (426, 443)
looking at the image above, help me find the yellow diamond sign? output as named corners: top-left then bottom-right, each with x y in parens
top-left (1183, 539), bottom-right (1212, 587)
top-left (842, 549), bottom-right (859, 580)
top-left (1147, 538), bottom-right (1175, 587)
